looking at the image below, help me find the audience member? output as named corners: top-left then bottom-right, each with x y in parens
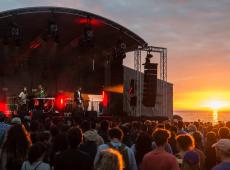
top-left (95, 148), bottom-right (124, 170)
top-left (218, 127), bottom-right (230, 139)
top-left (192, 131), bottom-right (206, 170)
top-left (98, 120), bottom-right (110, 143)
top-left (21, 142), bottom-right (50, 170)
top-left (205, 131), bottom-right (217, 170)
top-left (0, 112), bottom-right (10, 146)
top-left (181, 150), bottom-right (200, 170)
top-left (53, 127), bottom-right (93, 170)
top-left (176, 134), bottom-right (196, 166)
top-left (141, 128), bottom-right (180, 170)
top-left (95, 127), bottom-right (137, 170)
top-left (0, 124), bottom-right (32, 170)
top-left (212, 139), bottom-right (230, 170)
top-left (131, 132), bottom-right (152, 168)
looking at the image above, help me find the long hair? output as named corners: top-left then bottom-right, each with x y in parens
top-left (95, 148), bottom-right (124, 170)
top-left (135, 132), bottom-right (152, 166)
top-left (1, 124), bottom-right (32, 160)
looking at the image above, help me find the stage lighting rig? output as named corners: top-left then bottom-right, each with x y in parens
top-left (113, 38), bottom-right (127, 60)
top-left (43, 21), bottom-right (59, 43)
top-left (3, 22), bottom-right (21, 46)
top-left (80, 16), bottom-right (94, 47)
top-left (48, 21), bottom-right (58, 36)
top-left (84, 24), bottom-right (94, 42)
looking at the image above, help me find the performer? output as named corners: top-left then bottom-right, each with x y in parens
top-left (37, 84), bottom-right (46, 98)
top-left (18, 87), bottom-right (28, 106)
top-left (18, 86), bottom-right (28, 117)
top-left (36, 84), bottom-right (46, 111)
top-left (74, 87), bottom-right (83, 110)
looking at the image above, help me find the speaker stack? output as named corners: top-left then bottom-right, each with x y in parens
top-left (142, 63), bottom-right (158, 107)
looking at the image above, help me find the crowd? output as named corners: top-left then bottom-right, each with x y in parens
top-left (1, 111), bottom-right (230, 170)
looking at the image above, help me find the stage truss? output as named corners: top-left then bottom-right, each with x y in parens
top-left (134, 46), bottom-right (167, 117)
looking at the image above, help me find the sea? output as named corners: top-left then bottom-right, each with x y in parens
top-left (174, 111), bottom-right (230, 124)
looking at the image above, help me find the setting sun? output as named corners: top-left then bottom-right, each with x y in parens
top-left (206, 101), bottom-right (224, 111)
top-left (174, 90), bottom-right (230, 111)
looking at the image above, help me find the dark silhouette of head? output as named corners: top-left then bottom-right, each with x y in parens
top-left (28, 142), bottom-right (46, 164)
top-left (67, 127), bottom-right (83, 148)
top-left (152, 128), bottom-right (171, 147)
top-left (109, 127), bottom-right (124, 141)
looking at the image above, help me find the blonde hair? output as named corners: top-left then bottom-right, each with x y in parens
top-left (95, 148), bottom-right (124, 170)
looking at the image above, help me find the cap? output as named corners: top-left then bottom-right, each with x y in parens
top-left (212, 139), bottom-right (230, 154)
top-left (11, 117), bottom-right (21, 125)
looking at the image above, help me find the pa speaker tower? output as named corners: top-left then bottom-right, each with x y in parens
top-left (142, 63), bottom-right (157, 107)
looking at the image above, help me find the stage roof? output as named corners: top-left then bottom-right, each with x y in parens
top-left (0, 7), bottom-right (148, 95)
top-left (0, 6), bottom-right (147, 57)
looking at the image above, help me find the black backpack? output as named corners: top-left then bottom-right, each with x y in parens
top-left (107, 143), bottom-right (130, 170)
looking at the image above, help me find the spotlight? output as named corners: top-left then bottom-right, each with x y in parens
top-left (11, 23), bottom-right (21, 46)
top-left (3, 22), bottom-right (21, 46)
top-left (48, 21), bottom-right (58, 36)
top-left (80, 16), bottom-right (94, 47)
top-left (43, 21), bottom-right (59, 43)
top-left (113, 38), bottom-right (126, 60)
top-left (84, 24), bottom-right (94, 42)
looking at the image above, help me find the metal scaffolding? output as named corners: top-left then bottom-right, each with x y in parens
top-left (134, 49), bottom-right (142, 117)
top-left (134, 46), bottom-right (167, 117)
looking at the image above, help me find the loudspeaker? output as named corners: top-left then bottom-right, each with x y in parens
top-left (142, 63), bottom-right (157, 107)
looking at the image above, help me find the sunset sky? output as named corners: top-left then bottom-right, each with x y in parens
top-left (1, 0), bottom-right (230, 111)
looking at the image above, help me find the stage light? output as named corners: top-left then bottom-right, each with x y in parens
top-left (49, 22), bottom-right (58, 34)
top-left (43, 21), bottom-right (59, 43)
top-left (49, 22), bottom-right (59, 43)
top-left (55, 96), bottom-right (65, 110)
top-left (11, 23), bottom-right (20, 37)
top-left (113, 38), bottom-right (127, 60)
top-left (3, 22), bottom-right (21, 46)
top-left (0, 102), bottom-right (9, 117)
top-left (74, 17), bottom-right (102, 26)
top-left (102, 91), bottom-right (108, 107)
top-left (84, 25), bottom-right (94, 41)
top-left (79, 16), bottom-right (94, 47)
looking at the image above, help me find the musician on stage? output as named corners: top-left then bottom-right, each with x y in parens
top-left (18, 86), bottom-right (28, 117)
top-left (74, 87), bottom-right (83, 110)
top-left (36, 84), bottom-right (46, 111)
top-left (37, 84), bottom-right (46, 98)
top-left (18, 87), bottom-right (28, 105)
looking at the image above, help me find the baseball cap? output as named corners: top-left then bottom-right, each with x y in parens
top-left (212, 139), bottom-right (230, 154)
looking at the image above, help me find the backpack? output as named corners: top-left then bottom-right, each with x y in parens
top-left (107, 142), bottom-right (129, 170)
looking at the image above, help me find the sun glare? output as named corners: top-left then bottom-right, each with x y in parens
top-left (206, 101), bottom-right (224, 111)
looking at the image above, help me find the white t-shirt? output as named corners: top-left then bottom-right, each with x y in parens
top-left (21, 161), bottom-right (50, 170)
top-left (18, 92), bottom-right (27, 104)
